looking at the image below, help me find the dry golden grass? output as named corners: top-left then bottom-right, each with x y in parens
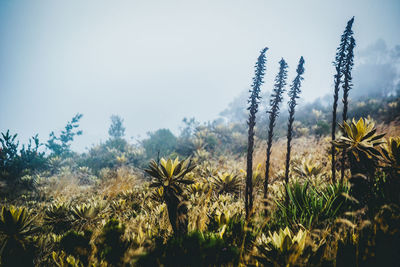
top-left (377, 120), bottom-right (400, 138)
top-left (97, 166), bottom-right (143, 200)
top-left (38, 169), bottom-right (91, 203)
top-left (253, 136), bottom-right (331, 184)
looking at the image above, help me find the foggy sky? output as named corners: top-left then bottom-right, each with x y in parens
top-left (1, 0), bottom-right (400, 151)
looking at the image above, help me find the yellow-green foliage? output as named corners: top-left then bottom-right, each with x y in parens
top-left (255, 227), bottom-right (307, 266)
top-left (382, 137), bottom-right (400, 174)
top-left (0, 205), bottom-right (37, 242)
top-left (0, 206), bottom-right (38, 266)
top-left (0, 118), bottom-right (398, 266)
top-left (212, 172), bottom-right (241, 196)
top-left (145, 157), bottom-right (196, 192)
top-left (292, 157), bottom-right (324, 179)
top-left (335, 118), bottom-right (385, 163)
top-left (52, 251), bottom-right (83, 267)
top-left (44, 202), bottom-right (71, 233)
top-left (70, 200), bottom-right (105, 230)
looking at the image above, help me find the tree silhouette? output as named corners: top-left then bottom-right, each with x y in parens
top-left (108, 115), bottom-right (126, 139)
top-left (47, 113), bottom-right (83, 157)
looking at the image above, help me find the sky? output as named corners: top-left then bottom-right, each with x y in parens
top-left (0, 0), bottom-right (399, 151)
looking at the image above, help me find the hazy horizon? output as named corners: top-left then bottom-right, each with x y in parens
top-left (1, 0), bottom-right (400, 152)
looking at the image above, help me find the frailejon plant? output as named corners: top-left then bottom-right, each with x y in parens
top-left (44, 202), bottom-right (72, 234)
top-left (341, 36), bottom-right (356, 183)
top-left (52, 251), bottom-right (83, 267)
top-left (240, 163), bottom-right (263, 190)
top-left (331, 17), bottom-right (354, 182)
top-left (245, 47), bottom-right (268, 220)
top-left (0, 206), bottom-right (38, 267)
top-left (265, 58), bottom-right (288, 210)
top-left (188, 181), bottom-right (211, 196)
top-left (70, 201), bottom-right (105, 230)
top-left (382, 137), bottom-right (400, 178)
top-left (334, 118), bottom-right (385, 181)
top-left (255, 227), bottom-right (307, 267)
top-left (292, 157), bottom-right (324, 180)
top-left (144, 157), bottom-right (196, 236)
top-left (377, 137), bottom-right (400, 204)
top-left (284, 57), bottom-right (305, 204)
top-left (212, 172), bottom-right (241, 196)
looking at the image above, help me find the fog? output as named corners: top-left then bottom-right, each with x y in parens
top-left (1, 0), bottom-right (399, 151)
top-left (352, 39), bottom-right (400, 98)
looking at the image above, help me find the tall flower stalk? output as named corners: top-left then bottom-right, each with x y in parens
top-left (264, 59), bottom-right (288, 210)
top-left (245, 47), bottom-right (268, 219)
top-left (331, 17), bottom-right (354, 182)
top-left (284, 57), bottom-right (305, 204)
top-left (340, 36), bottom-right (356, 183)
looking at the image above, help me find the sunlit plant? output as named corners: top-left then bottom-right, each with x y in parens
top-left (213, 172), bottom-right (241, 196)
top-left (255, 227), bottom-right (307, 266)
top-left (382, 137), bottom-right (400, 176)
top-left (334, 118), bottom-right (385, 180)
top-left (145, 157), bottom-right (196, 235)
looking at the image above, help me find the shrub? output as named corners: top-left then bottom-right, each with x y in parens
top-left (142, 129), bottom-right (177, 160)
top-left (0, 131), bottom-right (47, 195)
top-left (95, 218), bottom-right (128, 266)
top-left (59, 230), bottom-right (92, 266)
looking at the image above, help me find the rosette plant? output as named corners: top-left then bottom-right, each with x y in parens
top-left (334, 118), bottom-right (385, 180)
top-left (213, 172), bottom-right (241, 196)
top-left (145, 157), bottom-right (196, 235)
top-left (0, 206), bottom-right (38, 266)
top-left (381, 137), bottom-right (400, 204)
top-left (382, 137), bottom-right (400, 177)
top-left (255, 227), bottom-right (307, 266)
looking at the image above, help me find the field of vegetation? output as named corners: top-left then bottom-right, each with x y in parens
top-left (1, 18), bottom-right (400, 266)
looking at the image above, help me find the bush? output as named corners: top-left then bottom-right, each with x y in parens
top-left (141, 129), bottom-right (177, 160)
top-left (95, 219), bottom-right (128, 266)
top-left (80, 138), bottom-right (144, 174)
top-left (59, 230), bottom-right (92, 266)
top-left (0, 131), bottom-right (47, 195)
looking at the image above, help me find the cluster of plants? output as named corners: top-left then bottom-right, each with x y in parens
top-left (0, 17), bottom-right (399, 266)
